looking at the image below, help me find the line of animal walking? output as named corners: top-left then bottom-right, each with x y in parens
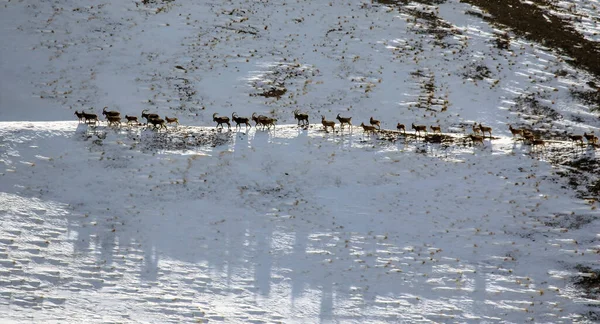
top-left (74, 108), bottom-right (599, 147)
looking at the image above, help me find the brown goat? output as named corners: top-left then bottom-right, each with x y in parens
top-left (360, 122), bottom-right (377, 134)
top-left (584, 132), bottom-right (598, 144)
top-left (106, 115), bottom-right (121, 127)
top-left (468, 134), bottom-right (484, 145)
top-left (74, 111), bottom-right (85, 123)
top-left (262, 117), bottom-right (277, 130)
top-left (321, 116), bottom-right (335, 133)
top-left (523, 133), bottom-right (536, 143)
top-left (125, 115), bottom-right (139, 125)
top-left (232, 112), bottom-right (251, 129)
top-left (412, 123), bottom-right (427, 136)
top-left (479, 123), bottom-right (492, 138)
top-left (568, 134), bottom-right (584, 145)
top-left (336, 114), bottom-right (352, 129)
top-left (82, 111), bottom-right (99, 125)
top-left (251, 113), bottom-right (271, 130)
top-left (251, 112), bottom-right (262, 127)
top-left (529, 138), bottom-right (546, 151)
top-left (396, 123), bottom-right (406, 134)
top-left (430, 125), bottom-right (441, 134)
top-left (213, 112), bottom-right (231, 129)
top-left (148, 117), bottom-right (167, 131)
top-left (521, 129), bottom-right (535, 140)
top-left (165, 116), bottom-right (179, 126)
top-left (102, 107), bottom-right (120, 118)
top-left (255, 116), bottom-right (276, 130)
top-left (370, 116), bottom-right (381, 129)
top-left (293, 109), bottom-right (309, 126)
top-left (508, 125), bottom-right (523, 138)
top-left (141, 109), bottom-right (159, 124)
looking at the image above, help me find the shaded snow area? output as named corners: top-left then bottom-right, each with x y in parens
top-left (1, 0), bottom-right (600, 323)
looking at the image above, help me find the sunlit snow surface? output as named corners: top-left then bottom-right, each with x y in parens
top-left (0, 122), bottom-right (598, 323)
top-left (1, 0), bottom-right (600, 322)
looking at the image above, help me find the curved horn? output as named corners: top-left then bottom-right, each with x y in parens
top-left (142, 109), bottom-right (148, 113)
top-left (212, 112), bottom-right (218, 118)
top-left (252, 112), bottom-right (257, 118)
top-left (336, 113), bottom-right (340, 118)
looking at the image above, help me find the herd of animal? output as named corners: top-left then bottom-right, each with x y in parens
top-left (74, 107), bottom-right (179, 130)
top-left (74, 107), bottom-right (598, 148)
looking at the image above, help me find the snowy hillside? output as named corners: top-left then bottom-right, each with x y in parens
top-left (1, 0), bottom-right (599, 323)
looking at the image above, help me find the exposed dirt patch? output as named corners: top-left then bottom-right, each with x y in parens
top-left (512, 94), bottom-right (563, 126)
top-left (251, 87), bottom-right (287, 99)
top-left (573, 265), bottom-right (600, 300)
top-left (462, 64), bottom-right (492, 81)
top-left (552, 156), bottom-right (600, 200)
top-left (493, 32), bottom-right (511, 50)
top-left (135, 0), bottom-right (175, 13)
top-left (571, 88), bottom-right (600, 112)
top-left (459, 0), bottom-right (600, 77)
top-left (248, 62), bottom-right (315, 101)
top-left (543, 213), bottom-right (598, 230)
top-left (409, 70), bottom-right (449, 112)
top-left (374, 1), bottom-right (459, 48)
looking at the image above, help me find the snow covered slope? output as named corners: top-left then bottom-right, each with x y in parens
top-left (1, 0), bottom-right (599, 323)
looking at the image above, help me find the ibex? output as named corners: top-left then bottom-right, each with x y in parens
top-left (232, 112), bottom-right (251, 129)
top-left (74, 111), bottom-right (85, 123)
top-left (530, 139), bottom-right (546, 149)
top-left (508, 125), bottom-right (523, 138)
top-left (213, 112), bottom-right (231, 129)
top-left (523, 133), bottom-right (536, 142)
top-left (584, 132), bottom-right (598, 144)
top-left (568, 134), bottom-right (584, 145)
top-left (165, 116), bottom-right (179, 126)
top-left (252, 113), bottom-right (273, 130)
top-left (321, 116), bottom-right (335, 133)
top-left (369, 116), bottom-right (381, 129)
top-left (293, 109), bottom-right (309, 126)
top-left (412, 123), bottom-right (427, 136)
top-left (251, 112), bottom-right (262, 127)
top-left (522, 129), bottom-right (534, 139)
top-left (336, 113), bottom-right (352, 129)
top-left (260, 116), bottom-right (277, 130)
top-left (526, 136), bottom-right (545, 151)
top-left (479, 123), bottom-right (492, 138)
top-left (148, 117), bottom-right (167, 131)
top-left (82, 111), bottom-right (99, 125)
top-left (468, 134), bottom-right (484, 145)
top-left (360, 122), bottom-right (377, 134)
top-left (125, 115), bottom-right (139, 125)
top-left (430, 125), bottom-right (441, 134)
top-left (106, 115), bottom-right (121, 127)
top-left (396, 123), bottom-right (406, 134)
top-left (102, 107), bottom-right (121, 118)
top-left (141, 109), bottom-right (159, 124)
